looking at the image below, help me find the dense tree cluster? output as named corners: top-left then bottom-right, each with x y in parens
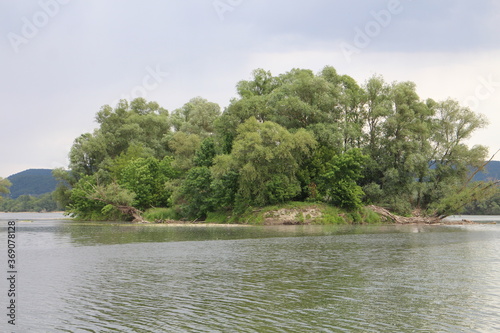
top-left (0, 174), bottom-right (61, 212)
top-left (465, 187), bottom-right (500, 215)
top-left (0, 193), bottom-right (59, 212)
top-left (56, 67), bottom-right (493, 221)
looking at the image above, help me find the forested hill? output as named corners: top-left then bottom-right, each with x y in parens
top-left (6, 169), bottom-right (58, 199)
top-left (473, 161), bottom-right (500, 182)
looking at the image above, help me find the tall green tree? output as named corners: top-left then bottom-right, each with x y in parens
top-left (423, 99), bottom-right (489, 212)
top-left (371, 81), bottom-right (434, 212)
top-left (52, 168), bottom-right (76, 210)
top-left (213, 117), bottom-right (316, 210)
top-left (168, 132), bottom-right (202, 172)
top-left (177, 166), bottom-right (214, 219)
top-left (236, 68), bottom-right (281, 98)
top-left (319, 149), bottom-right (368, 209)
top-left (171, 97), bottom-right (221, 137)
top-left (336, 74), bottom-right (365, 152)
top-left (69, 98), bottom-right (170, 179)
top-left (363, 74), bottom-right (391, 152)
top-left (119, 157), bottom-right (175, 210)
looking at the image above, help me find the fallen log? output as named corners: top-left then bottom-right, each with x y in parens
top-left (366, 205), bottom-right (443, 224)
top-left (115, 205), bottom-right (146, 223)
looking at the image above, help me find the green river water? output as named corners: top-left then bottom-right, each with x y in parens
top-left (1, 213), bottom-right (499, 332)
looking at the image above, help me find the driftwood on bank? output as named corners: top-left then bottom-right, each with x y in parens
top-left (84, 181), bottom-right (148, 223)
top-left (366, 205), bottom-right (444, 224)
top-left (115, 205), bottom-right (146, 223)
top-left (87, 194), bottom-right (146, 222)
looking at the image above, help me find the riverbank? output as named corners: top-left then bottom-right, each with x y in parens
top-left (5, 207), bottom-right (494, 225)
top-left (148, 203), bottom-right (498, 226)
top-left (148, 203), bottom-right (400, 225)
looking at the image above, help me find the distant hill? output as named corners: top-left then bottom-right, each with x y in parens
top-left (473, 161), bottom-right (500, 182)
top-left (6, 169), bottom-right (58, 199)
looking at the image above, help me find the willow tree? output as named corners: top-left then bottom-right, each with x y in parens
top-left (424, 101), bottom-right (490, 215)
top-left (363, 74), bottom-right (392, 152)
top-left (69, 98), bottom-right (171, 179)
top-left (170, 97), bottom-right (221, 137)
top-left (119, 156), bottom-right (175, 210)
top-left (212, 117), bottom-right (316, 210)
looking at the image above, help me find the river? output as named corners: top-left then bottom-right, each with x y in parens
top-left (1, 213), bottom-right (499, 332)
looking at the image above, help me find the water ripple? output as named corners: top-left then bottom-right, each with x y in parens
top-left (9, 224), bottom-right (500, 332)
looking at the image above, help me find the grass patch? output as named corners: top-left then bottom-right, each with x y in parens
top-left (146, 202), bottom-right (384, 225)
top-left (228, 201), bottom-right (350, 225)
top-left (143, 207), bottom-right (178, 222)
top-left (316, 205), bottom-right (346, 225)
top-left (205, 211), bottom-right (232, 224)
top-left (360, 206), bottom-right (382, 224)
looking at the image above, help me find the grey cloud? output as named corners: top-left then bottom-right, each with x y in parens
top-left (1, 0), bottom-right (499, 177)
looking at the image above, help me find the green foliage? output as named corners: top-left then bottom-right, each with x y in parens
top-left (171, 97), bottom-right (221, 137)
top-left (210, 167), bottom-right (239, 211)
top-left (51, 168), bottom-right (76, 210)
top-left (296, 145), bottom-right (336, 201)
top-left (66, 176), bottom-right (133, 220)
top-left (143, 207), bottom-right (178, 221)
top-left (108, 143), bottom-right (155, 179)
top-left (236, 68), bottom-right (281, 98)
top-left (176, 166), bottom-right (214, 219)
top-left (215, 117), bottom-right (316, 210)
top-left (66, 175), bottom-right (108, 220)
top-left (360, 207), bottom-right (382, 224)
top-left (69, 98), bottom-right (171, 179)
top-left (264, 174), bottom-right (301, 205)
top-left (0, 177), bottom-right (12, 197)
top-left (319, 149), bottom-right (368, 209)
top-left (316, 207), bottom-right (346, 225)
top-left (362, 182), bottom-right (384, 204)
top-left (0, 193), bottom-right (58, 212)
top-left (61, 67), bottom-right (492, 221)
top-left (205, 211), bottom-right (232, 224)
top-left (119, 157), bottom-right (174, 210)
top-left (168, 132), bottom-right (202, 172)
top-left (194, 137), bottom-right (217, 167)
top-left (465, 187), bottom-right (500, 215)
top-left (429, 181), bottom-right (498, 217)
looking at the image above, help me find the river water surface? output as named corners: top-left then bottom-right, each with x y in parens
top-left (1, 213), bottom-right (500, 332)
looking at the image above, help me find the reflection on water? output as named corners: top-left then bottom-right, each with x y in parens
top-left (1, 215), bottom-right (499, 332)
top-left (446, 215), bottom-right (500, 223)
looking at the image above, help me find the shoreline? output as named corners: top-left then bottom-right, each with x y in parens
top-left (2, 210), bottom-right (498, 226)
top-left (138, 217), bottom-right (497, 226)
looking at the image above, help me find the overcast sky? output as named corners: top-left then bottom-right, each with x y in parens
top-left (1, 0), bottom-right (499, 177)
